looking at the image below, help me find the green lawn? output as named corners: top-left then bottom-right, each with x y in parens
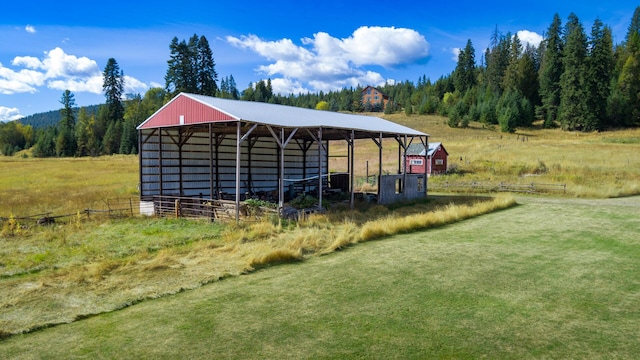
top-left (1, 196), bottom-right (639, 359)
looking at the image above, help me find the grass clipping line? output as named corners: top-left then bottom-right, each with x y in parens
top-left (244, 194), bottom-right (516, 269)
top-left (359, 194), bottom-right (516, 241)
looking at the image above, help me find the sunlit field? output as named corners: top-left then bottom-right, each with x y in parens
top-left (330, 114), bottom-right (640, 198)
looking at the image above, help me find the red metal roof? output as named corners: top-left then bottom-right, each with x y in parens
top-left (138, 94), bottom-right (236, 129)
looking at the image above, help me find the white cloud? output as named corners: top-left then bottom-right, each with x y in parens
top-left (1, 47), bottom-right (151, 96)
top-left (124, 75), bottom-right (149, 93)
top-left (227, 26), bottom-right (429, 94)
top-left (48, 75), bottom-right (103, 93)
top-left (517, 30), bottom-right (543, 48)
top-left (0, 106), bottom-right (23, 122)
top-left (451, 48), bottom-right (461, 62)
top-left (25, 25), bottom-right (36, 34)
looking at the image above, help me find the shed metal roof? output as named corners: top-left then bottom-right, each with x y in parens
top-left (137, 93), bottom-right (427, 137)
top-left (406, 142), bottom-right (446, 156)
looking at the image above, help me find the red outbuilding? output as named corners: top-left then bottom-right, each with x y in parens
top-left (405, 142), bottom-right (448, 176)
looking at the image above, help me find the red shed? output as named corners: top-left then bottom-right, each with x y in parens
top-left (405, 142), bottom-right (448, 176)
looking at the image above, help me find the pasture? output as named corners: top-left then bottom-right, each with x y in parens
top-left (1, 114), bottom-right (640, 357)
top-left (1, 195), bottom-right (639, 358)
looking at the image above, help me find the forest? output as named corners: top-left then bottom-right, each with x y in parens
top-left (1, 7), bottom-right (639, 157)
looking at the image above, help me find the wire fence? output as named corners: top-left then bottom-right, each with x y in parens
top-left (0, 198), bottom-right (139, 226)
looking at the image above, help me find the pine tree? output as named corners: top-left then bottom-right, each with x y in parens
top-left (454, 39), bottom-right (476, 92)
top-left (485, 28), bottom-right (511, 94)
top-left (539, 14), bottom-right (564, 127)
top-left (559, 13), bottom-right (589, 131)
top-left (502, 33), bottom-right (522, 92)
top-left (101, 58), bottom-right (125, 153)
top-left (165, 34), bottom-right (219, 98)
top-left (585, 19), bottom-right (614, 130)
top-left (196, 35), bottom-right (218, 96)
top-left (59, 90), bottom-right (76, 131)
top-left (57, 90), bottom-right (77, 156)
top-left (165, 37), bottom-right (194, 97)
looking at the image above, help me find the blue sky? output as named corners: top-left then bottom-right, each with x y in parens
top-left (1, 0), bottom-right (637, 121)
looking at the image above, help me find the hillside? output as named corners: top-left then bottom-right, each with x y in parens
top-left (17, 105), bottom-right (101, 129)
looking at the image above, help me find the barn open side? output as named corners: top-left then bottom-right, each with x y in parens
top-left (137, 93), bottom-right (429, 221)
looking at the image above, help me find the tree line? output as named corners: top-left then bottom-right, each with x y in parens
top-left (2, 8), bottom-right (639, 157)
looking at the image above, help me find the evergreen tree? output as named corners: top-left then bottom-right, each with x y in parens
top-left (196, 35), bottom-right (218, 96)
top-left (33, 127), bottom-right (57, 157)
top-left (559, 13), bottom-right (589, 131)
top-left (585, 19), bottom-right (614, 130)
top-left (59, 90), bottom-right (76, 131)
top-left (613, 7), bottom-right (640, 127)
top-left (539, 14), bottom-right (564, 127)
top-left (518, 45), bottom-right (541, 106)
top-left (165, 37), bottom-right (194, 97)
top-left (454, 39), bottom-right (476, 92)
top-left (75, 107), bottom-right (98, 156)
top-left (502, 33), bottom-right (523, 92)
top-left (100, 58), bottom-right (125, 153)
top-left (103, 121), bottom-right (122, 155)
top-left (485, 27), bottom-right (511, 94)
top-left (165, 34), bottom-right (219, 98)
top-left (57, 90), bottom-right (77, 156)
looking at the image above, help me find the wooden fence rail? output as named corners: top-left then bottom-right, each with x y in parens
top-left (152, 195), bottom-right (278, 221)
top-left (430, 181), bottom-right (566, 194)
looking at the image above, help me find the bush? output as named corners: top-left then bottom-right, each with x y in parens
top-left (289, 194), bottom-right (318, 209)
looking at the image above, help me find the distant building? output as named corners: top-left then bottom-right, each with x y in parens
top-left (405, 142), bottom-right (449, 176)
top-left (361, 85), bottom-right (390, 110)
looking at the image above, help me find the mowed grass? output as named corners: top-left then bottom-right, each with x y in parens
top-left (1, 196), bottom-right (639, 359)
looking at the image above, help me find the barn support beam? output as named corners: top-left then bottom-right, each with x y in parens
top-left (208, 124), bottom-right (214, 199)
top-left (420, 135), bottom-right (429, 199)
top-left (306, 128), bottom-right (326, 210)
top-left (369, 132), bottom-right (383, 204)
top-left (235, 122), bottom-right (258, 222)
top-left (340, 130), bottom-right (355, 209)
top-left (350, 130), bottom-right (355, 209)
top-left (266, 126), bottom-right (298, 210)
top-left (159, 129), bottom-right (163, 195)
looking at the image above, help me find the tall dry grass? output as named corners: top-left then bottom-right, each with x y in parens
top-left (0, 155), bottom-right (138, 216)
top-left (330, 115), bottom-right (640, 198)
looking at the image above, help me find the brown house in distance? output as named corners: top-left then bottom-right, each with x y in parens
top-left (361, 85), bottom-right (390, 109)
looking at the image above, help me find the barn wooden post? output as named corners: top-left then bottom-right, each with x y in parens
top-left (208, 123), bottom-right (214, 199)
top-left (235, 122), bottom-right (241, 222)
top-left (403, 134), bottom-right (408, 201)
top-left (159, 129), bottom-right (163, 196)
top-left (279, 127), bottom-right (285, 209)
top-left (377, 132), bottom-right (383, 204)
top-left (318, 127), bottom-right (323, 210)
top-left (349, 129), bottom-right (355, 209)
top-left (421, 136), bottom-right (429, 198)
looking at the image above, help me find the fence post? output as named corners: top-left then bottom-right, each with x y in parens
top-left (175, 199), bottom-right (180, 218)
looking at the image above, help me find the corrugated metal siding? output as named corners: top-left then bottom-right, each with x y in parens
top-left (139, 96), bottom-right (236, 129)
top-left (139, 128), bottom-right (326, 201)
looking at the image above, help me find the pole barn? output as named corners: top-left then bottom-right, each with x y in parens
top-left (137, 93), bottom-right (429, 220)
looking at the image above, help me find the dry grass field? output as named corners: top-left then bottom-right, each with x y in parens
top-left (331, 114), bottom-right (640, 198)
